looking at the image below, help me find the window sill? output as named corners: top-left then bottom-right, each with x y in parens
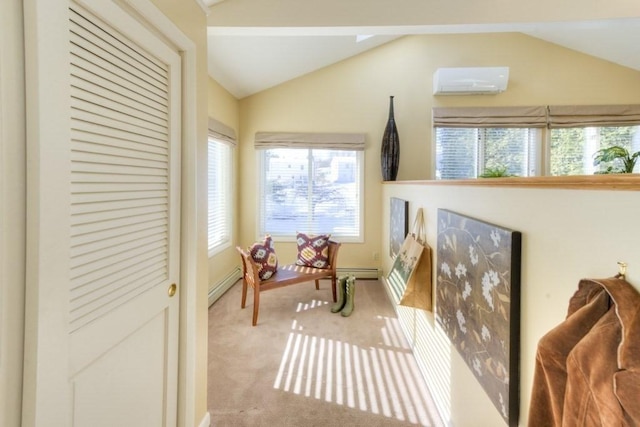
top-left (384, 174), bottom-right (640, 191)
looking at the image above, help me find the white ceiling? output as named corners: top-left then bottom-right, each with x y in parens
top-left (204, 2), bottom-right (640, 99)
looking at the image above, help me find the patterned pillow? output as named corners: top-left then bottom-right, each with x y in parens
top-left (295, 232), bottom-right (331, 269)
top-left (249, 235), bottom-right (278, 280)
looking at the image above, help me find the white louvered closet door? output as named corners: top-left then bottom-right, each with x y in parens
top-left (24, 1), bottom-right (181, 426)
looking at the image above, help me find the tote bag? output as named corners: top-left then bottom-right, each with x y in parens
top-left (388, 208), bottom-right (433, 311)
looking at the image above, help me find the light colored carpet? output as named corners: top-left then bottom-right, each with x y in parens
top-left (208, 278), bottom-right (444, 427)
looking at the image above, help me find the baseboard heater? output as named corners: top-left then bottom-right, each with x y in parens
top-left (208, 267), bottom-right (242, 307)
top-left (336, 267), bottom-right (380, 280)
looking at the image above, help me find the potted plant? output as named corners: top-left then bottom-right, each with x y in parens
top-left (479, 166), bottom-right (513, 178)
top-left (593, 145), bottom-right (640, 174)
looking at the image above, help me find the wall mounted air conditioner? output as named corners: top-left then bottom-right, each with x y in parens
top-left (433, 67), bottom-right (509, 95)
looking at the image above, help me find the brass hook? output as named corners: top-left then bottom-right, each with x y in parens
top-left (617, 261), bottom-right (627, 279)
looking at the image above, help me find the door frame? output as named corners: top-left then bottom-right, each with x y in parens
top-left (21, 0), bottom-right (200, 425)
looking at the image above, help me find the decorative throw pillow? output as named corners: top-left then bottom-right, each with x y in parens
top-left (295, 232), bottom-right (331, 268)
top-left (249, 235), bottom-right (278, 280)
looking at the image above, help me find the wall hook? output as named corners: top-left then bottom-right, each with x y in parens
top-left (617, 261), bottom-right (627, 279)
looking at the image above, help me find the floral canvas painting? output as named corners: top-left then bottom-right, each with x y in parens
top-left (389, 197), bottom-right (409, 258)
top-left (436, 209), bottom-right (521, 427)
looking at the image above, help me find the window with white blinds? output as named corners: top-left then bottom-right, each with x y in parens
top-left (208, 137), bottom-right (233, 255)
top-left (257, 148), bottom-right (364, 241)
top-left (435, 127), bottom-right (541, 179)
top-left (550, 126), bottom-right (640, 175)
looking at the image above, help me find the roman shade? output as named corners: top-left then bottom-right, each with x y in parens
top-left (547, 105), bottom-right (640, 128)
top-left (254, 132), bottom-right (366, 150)
top-left (433, 106), bottom-right (548, 128)
top-left (209, 117), bottom-right (237, 145)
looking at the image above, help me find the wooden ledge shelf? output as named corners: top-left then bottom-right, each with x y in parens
top-left (385, 174), bottom-right (640, 191)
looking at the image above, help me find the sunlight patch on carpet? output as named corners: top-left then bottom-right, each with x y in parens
top-left (272, 315), bottom-right (441, 426)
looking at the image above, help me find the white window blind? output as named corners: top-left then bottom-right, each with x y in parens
top-left (435, 127), bottom-right (540, 179)
top-left (208, 135), bottom-right (233, 255)
top-left (255, 132), bottom-right (364, 241)
top-left (547, 105), bottom-right (640, 175)
top-left (550, 126), bottom-right (640, 175)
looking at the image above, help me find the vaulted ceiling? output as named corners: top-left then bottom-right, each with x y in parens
top-left (203, 0), bottom-right (640, 99)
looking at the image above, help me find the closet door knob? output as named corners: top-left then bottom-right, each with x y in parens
top-left (168, 283), bottom-right (177, 297)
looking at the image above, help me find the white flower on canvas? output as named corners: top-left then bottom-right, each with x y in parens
top-left (482, 269), bottom-right (500, 310)
top-left (456, 309), bottom-right (467, 333)
top-left (481, 325), bottom-right (491, 341)
top-left (469, 245), bottom-right (479, 265)
top-left (490, 229), bottom-right (501, 248)
top-left (473, 357), bottom-right (483, 377)
top-left (499, 393), bottom-right (507, 418)
top-left (455, 262), bottom-right (467, 278)
top-left (441, 262), bottom-right (452, 278)
top-left (462, 281), bottom-right (472, 300)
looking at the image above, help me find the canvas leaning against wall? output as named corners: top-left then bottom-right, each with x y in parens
top-left (435, 209), bottom-right (522, 427)
top-left (389, 197), bottom-right (409, 258)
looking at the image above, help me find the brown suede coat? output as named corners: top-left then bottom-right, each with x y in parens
top-left (529, 277), bottom-right (640, 427)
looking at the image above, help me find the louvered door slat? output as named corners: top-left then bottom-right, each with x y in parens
top-left (72, 182), bottom-right (168, 194)
top-left (71, 232), bottom-right (166, 270)
top-left (70, 196), bottom-right (167, 216)
top-left (71, 148), bottom-right (167, 170)
top-left (71, 190), bottom-right (167, 204)
top-left (71, 255), bottom-right (166, 304)
top-left (70, 211), bottom-right (167, 238)
top-left (70, 238), bottom-right (166, 285)
top-left (69, 21), bottom-right (168, 93)
top-left (72, 129), bottom-right (168, 156)
top-left (71, 98), bottom-right (168, 137)
top-left (72, 121), bottom-right (169, 150)
top-left (71, 75), bottom-right (168, 122)
top-left (71, 217), bottom-right (167, 246)
top-left (71, 204), bottom-right (167, 226)
top-left (70, 53), bottom-right (167, 106)
top-left (70, 8), bottom-right (167, 86)
top-left (71, 270), bottom-right (166, 330)
top-left (69, 5), bottom-right (172, 331)
top-left (70, 66), bottom-right (167, 115)
top-left (71, 86), bottom-right (168, 128)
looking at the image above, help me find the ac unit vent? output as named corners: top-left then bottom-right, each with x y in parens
top-left (433, 67), bottom-right (509, 95)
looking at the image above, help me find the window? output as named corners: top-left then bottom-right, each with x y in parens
top-left (255, 132), bottom-right (365, 241)
top-left (433, 105), bottom-right (640, 178)
top-left (208, 118), bottom-right (236, 256)
top-left (550, 126), bottom-right (640, 175)
top-left (433, 106), bottom-right (546, 179)
top-left (436, 127), bottom-right (540, 179)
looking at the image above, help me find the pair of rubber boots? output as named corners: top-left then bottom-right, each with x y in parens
top-left (331, 275), bottom-right (355, 317)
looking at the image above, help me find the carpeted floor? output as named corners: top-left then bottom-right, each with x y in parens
top-left (208, 278), bottom-right (444, 427)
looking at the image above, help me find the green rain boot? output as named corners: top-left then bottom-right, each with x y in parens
top-left (331, 275), bottom-right (348, 313)
top-left (341, 275), bottom-right (356, 317)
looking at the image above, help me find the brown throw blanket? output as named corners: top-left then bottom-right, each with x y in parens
top-left (529, 277), bottom-right (640, 427)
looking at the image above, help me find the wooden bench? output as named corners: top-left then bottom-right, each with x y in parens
top-left (236, 240), bottom-right (341, 326)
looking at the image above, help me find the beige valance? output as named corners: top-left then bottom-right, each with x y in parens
top-left (433, 106), bottom-right (548, 128)
top-left (254, 132), bottom-right (366, 150)
top-left (208, 117), bottom-right (237, 145)
top-left (547, 105), bottom-right (640, 128)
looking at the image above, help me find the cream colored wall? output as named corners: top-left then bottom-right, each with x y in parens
top-left (382, 183), bottom-right (640, 426)
top-left (237, 32), bottom-right (640, 270)
top-left (0, 0), bottom-right (26, 426)
top-left (207, 78), bottom-right (241, 290)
